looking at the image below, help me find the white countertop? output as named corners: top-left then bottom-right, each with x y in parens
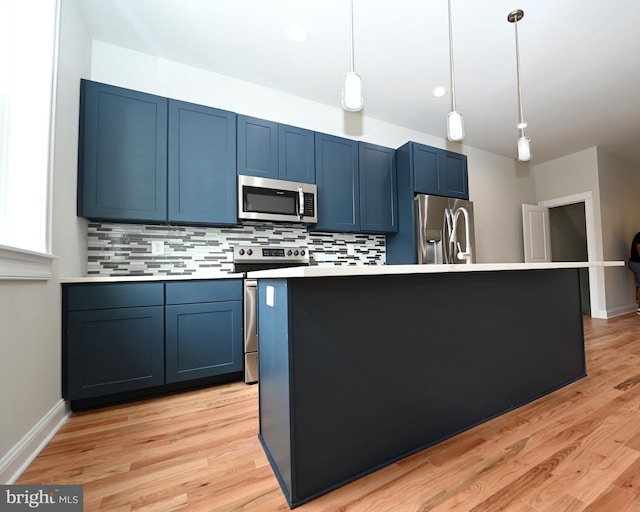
top-left (60, 272), bottom-right (244, 284)
top-left (60, 261), bottom-right (626, 283)
top-left (246, 261), bottom-right (625, 279)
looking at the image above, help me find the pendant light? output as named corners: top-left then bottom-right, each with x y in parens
top-left (342, 0), bottom-right (363, 112)
top-left (447, 0), bottom-right (464, 141)
top-left (508, 9), bottom-right (531, 161)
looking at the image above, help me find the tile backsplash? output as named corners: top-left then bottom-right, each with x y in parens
top-left (87, 221), bottom-right (386, 276)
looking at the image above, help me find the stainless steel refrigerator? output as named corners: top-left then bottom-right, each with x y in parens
top-left (415, 195), bottom-right (476, 264)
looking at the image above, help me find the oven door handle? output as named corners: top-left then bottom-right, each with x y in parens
top-left (244, 281), bottom-right (258, 353)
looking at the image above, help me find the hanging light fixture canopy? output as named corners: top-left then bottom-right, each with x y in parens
top-left (342, 0), bottom-right (363, 112)
top-left (447, 0), bottom-right (464, 141)
top-left (508, 8), bottom-right (531, 161)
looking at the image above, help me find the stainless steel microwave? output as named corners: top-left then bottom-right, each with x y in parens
top-left (238, 175), bottom-right (317, 224)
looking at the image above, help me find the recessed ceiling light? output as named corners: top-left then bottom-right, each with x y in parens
top-left (432, 86), bottom-right (448, 98)
top-left (287, 25), bottom-right (309, 43)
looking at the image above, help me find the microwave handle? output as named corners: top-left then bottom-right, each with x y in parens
top-left (298, 188), bottom-right (304, 218)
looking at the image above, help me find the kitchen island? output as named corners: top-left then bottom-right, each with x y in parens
top-left (250, 261), bottom-right (623, 508)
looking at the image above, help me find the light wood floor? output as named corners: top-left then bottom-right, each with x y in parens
top-left (18, 314), bottom-right (640, 511)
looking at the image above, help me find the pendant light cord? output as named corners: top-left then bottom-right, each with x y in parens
top-left (514, 18), bottom-right (526, 136)
top-left (448, 0), bottom-right (457, 112)
top-left (349, 0), bottom-right (355, 73)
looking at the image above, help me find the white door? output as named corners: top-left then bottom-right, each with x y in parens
top-left (522, 204), bottom-right (551, 263)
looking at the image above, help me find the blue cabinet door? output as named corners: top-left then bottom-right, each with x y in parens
top-left (412, 143), bottom-right (442, 195)
top-left (168, 100), bottom-right (237, 225)
top-left (238, 116), bottom-right (316, 183)
top-left (278, 124), bottom-right (315, 184)
top-left (410, 142), bottom-right (469, 199)
top-left (443, 151), bottom-right (469, 199)
top-left (237, 115), bottom-right (278, 179)
top-left (66, 306), bottom-right (165, 400)
top-left (359, 142), bottom-right (398, 233)
top-left (78, 80), bottom-right (167, 222)
top-left (165, 301), bottom-right (242, 383)
top-left (313, 133), bottom-right (359, 232)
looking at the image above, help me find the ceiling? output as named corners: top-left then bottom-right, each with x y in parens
top-left (77, 0), bottom-right (640, 166)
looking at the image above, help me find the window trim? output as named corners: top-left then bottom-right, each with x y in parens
top-left (0, 244), bottom-right (58, 280)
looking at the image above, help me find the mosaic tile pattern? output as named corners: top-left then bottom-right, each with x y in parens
top-left (87, 222), bottom-right (386, 276)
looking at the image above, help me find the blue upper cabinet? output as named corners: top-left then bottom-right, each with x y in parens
top-left (237, 115), bottom-right (315, 184)
top-left (403, 141), bottom-right (469, 199)
top-left (78, 80), bottom-right (168, 222)
top-left (359, 142), bottom-right (398, 233)
top-left (313, 133), bottom-right (360, 232)
top-left (237, 115), bottom-right (278, 179)
top-left (278, 124), bottom-right (315, 183)
top-left (168, 100), bottom-right (237, 225)
top-left (79, 80), bottom-right (238, 226)
top-left (314, 134), bottom-right (397, 234)
top-left (412, 144), bottom-right (442, 195)
top-left (442, 150), bottom-right (469, 199)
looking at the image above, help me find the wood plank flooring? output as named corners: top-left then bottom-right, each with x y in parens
top-left (18, 314), bottom-right (640, 511)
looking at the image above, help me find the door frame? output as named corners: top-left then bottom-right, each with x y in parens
top-left (538, 191), bottom-right (606, 319)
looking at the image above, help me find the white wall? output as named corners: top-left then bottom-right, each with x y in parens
top-left (466, 150), bottom-right (536, 263)
top-left (0, 0), bottom-right (90, 482)
top-left (533, 147), bottom-right (604, 259)
top-left (90, 42), bottom-right (536, 264)
top-left (53, 0), bottom-right (89, 278)
top-left (597, 148), bottom-right (640, 315)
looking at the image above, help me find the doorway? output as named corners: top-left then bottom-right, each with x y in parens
top-left (548, 202), bottom-right (590, 315)
top-left (537, 191), bottom-right (604, 318)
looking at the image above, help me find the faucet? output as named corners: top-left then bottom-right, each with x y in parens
top-left (449, 206), bottom-right (473, 264)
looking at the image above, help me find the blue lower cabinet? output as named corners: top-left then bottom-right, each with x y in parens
top-left (66, 306), bottom-right (165, 400)
top-left (165, 301), bottom-right (242, 383)
top-left (63, 280), bottom-right (243, 407)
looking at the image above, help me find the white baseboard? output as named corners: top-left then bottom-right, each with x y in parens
top-left (606, 304), bottom-right (638, 318)
top-left (0, 399), bottom-right (69, 484)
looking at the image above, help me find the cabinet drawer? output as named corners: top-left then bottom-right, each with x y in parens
top-left (65, 283), bottom-right (164, 311)
top-left (165, 279), bottom-right (242, 305)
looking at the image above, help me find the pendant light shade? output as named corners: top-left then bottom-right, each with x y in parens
top-left (342, 0), bottom-right (363, 112)
top-left (447, 111), bottom-right (464, 141)
top-left (342, 71), bottom-right (363, 112)
top-left (447, 0), bottom-right (464, 141)
top-left (517, 136), bottom-right (532, 161)
top-left (508, 9), bottom-right (532, 161)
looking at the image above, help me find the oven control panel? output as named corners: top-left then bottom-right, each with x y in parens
top-left (233, 245), bottom-right (310, 265)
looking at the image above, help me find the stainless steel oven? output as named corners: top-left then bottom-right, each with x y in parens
top-left (233, 245), bottom-right (310, 384)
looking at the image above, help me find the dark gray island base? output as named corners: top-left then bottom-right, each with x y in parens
top-left (257, 268), bottom-right (586, 508)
